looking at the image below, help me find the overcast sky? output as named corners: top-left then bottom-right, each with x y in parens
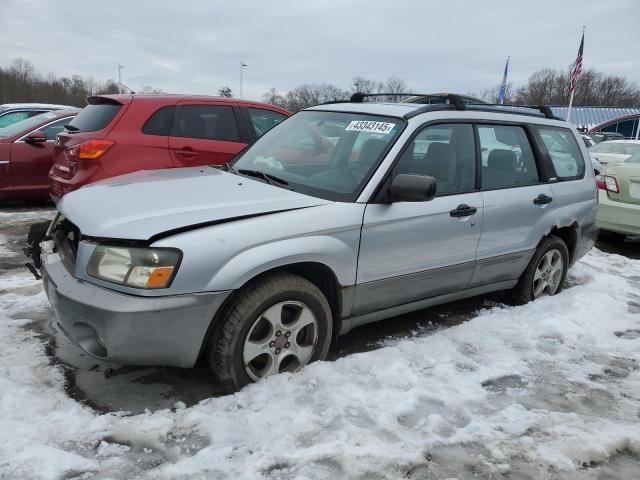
top-left (2, 0), bottom-right (639, 101)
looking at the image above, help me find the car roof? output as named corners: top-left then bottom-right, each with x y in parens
top-left (0, 103), bottom-right (77, 110)
top-left (90, 94), bottom-right (291, 114)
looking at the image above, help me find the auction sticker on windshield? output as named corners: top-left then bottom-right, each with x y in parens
top-left (345, 120), bottom-right (396, 134)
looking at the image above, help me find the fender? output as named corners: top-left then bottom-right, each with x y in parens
top-left (205, 234), bottom-right (358, 292)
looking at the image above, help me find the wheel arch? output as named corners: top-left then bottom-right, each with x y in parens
top-left (546, 222), bottom-right (579, 264)
top-left (196, 260), bottom-right (346, 363)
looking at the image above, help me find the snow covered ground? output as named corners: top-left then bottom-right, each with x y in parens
top-left (1, 209), bottom-right (640, 479)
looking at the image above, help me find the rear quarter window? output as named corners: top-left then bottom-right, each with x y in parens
top-left (142, 106), bottom-right (175, 135)
top-left (67, 104), bottom-right (121, 132)
top-left (538, 127), bottom-right (585, 181)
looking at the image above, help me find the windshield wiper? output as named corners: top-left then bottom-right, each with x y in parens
top-left (237, 169), bottom-right (291, 189)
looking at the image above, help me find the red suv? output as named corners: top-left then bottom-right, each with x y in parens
top-left (49, 94), bottom-right (290, 201)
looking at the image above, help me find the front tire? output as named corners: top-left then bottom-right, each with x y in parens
top-left (208, 273), bottom-right (333, 393)
top-left (510, 235), bottom-right (569, 305)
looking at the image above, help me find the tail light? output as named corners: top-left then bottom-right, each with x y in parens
top-left (595, 174), bottom-right (619, 193)
top-left (67, 139), bottom-right (115, 161)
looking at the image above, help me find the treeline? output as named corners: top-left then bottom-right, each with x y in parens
top-left (2, 58), bottom-right (639, 111)
top-left (0, 58), bottom-right (161, 107)
top-left (261, 76), bottom-right (409, 112)
top-left (474, 67), bottom-right (640, 107)
top-left (265, 69), bottom-right (640, 112)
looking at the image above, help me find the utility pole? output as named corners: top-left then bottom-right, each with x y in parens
top-left (240, 62), bottom-right (247, 98)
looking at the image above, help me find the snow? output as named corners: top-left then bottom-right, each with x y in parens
top-left (1, 213), bottom-right (639, 479)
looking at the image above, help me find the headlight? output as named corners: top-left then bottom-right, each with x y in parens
top-left (87, 245), bottom-right (181, 289)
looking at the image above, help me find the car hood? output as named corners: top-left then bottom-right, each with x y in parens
top-left (58, 167), bottom-right (332, 240)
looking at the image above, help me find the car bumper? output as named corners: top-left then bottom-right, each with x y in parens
top-left (596, 191), bottom-right (640, 236)
top-left (41, 252), bottom-right (231, 368)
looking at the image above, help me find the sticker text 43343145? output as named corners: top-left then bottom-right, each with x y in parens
top-left (345, 120), bottom-right (396, 134)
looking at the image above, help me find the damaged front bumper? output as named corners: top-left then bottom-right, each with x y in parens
top-left (28, 216), bottom-right (231, 368)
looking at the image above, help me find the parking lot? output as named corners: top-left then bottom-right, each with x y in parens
top-left (2, 202), bottom-right (639, 479)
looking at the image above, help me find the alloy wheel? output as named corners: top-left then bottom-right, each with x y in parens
top-left (532, 248), bottom-right (564, 298)
top-left (242, 301), bottom-right (318, 382)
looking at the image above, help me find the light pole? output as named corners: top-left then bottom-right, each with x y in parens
top-left (118, 65), bottom-right (123, 94)
top-left (240, 62), bottom-right (247, 98)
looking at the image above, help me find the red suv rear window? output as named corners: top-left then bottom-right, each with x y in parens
top-left (66, 104), bottom-right (121, 132)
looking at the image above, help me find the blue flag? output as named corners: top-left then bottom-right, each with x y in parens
top-left (498, 57), bottom-right (510, 104)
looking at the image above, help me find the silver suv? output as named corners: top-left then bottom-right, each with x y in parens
top-left (35, 96), bottom-right (598, 393)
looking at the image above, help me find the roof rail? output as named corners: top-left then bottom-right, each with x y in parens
top-left (348, 92), bottom-right (467, 109)
top-left (465, 103), bottom-right (561, 120)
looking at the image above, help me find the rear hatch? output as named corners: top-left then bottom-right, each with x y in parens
top-left (52, 95), bottom-right (131, 179)
top-left (604, 160), bottom-right (640, 205)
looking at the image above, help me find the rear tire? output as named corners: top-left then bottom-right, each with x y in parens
top-left (509, 235), bottom-right (569, 305)
top-left (207, 273), bottom-right (333, 394)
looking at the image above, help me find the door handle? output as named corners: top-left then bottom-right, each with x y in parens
top-left (533, 194), bottom-right (553, 205)
top-left (450, 204), bottom-right (477, 218)
top-left (175, 148), bottom-right (198, 158)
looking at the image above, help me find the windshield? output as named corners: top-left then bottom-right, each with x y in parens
top-left (590, 142), bottom-right (640, 156)
top-left (0, 111), bottom-right (58, 138)
top-left (230, 111), bottom-right (404, 201)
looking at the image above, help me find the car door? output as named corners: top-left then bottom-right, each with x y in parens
top-left (470, 123), bottom-right (555, 287)
top-left (168, 102), bottom-right (248, 167)
top-left (354, 123), bottom-right (483, 315)
top-left (0, 139), bottom-right (11, 191)
top-left (10, 117), bottom-right (73, 190)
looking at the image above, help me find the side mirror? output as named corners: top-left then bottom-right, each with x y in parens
top-left (389, 174), bottom-right (437, 202)
top-left (24, 131), bottom-right (47, 144)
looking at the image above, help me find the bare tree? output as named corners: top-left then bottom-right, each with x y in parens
top-left (514, 67), bottom-right (640, 106)
top-left (0, 57), bottom-right (153, 106)
top-left (140, 85), bottom-right (164, 94)
top-left (351, 76), bottom-right (378, 94)
top-left (283, 83), bottom-right (348, 112)
top-left (472, 82), bottom-right (514, 104)
top-left (217, 86), bottom-right (233, 98)
top-left (261, 87), bottom-right (286, 107)
top-left (377, 75), bottom-right (408, 101)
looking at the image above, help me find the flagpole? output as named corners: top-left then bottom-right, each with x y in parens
top-left (566, 89), bottom-right (575, 122)
top-left (567, 26), bottom-right (585, 122)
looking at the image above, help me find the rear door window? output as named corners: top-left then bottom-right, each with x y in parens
top-left (171, 105), bottom-right (241, 142)
top-left (142, 106), bottom-right (175, 135)
top-left (538, 128), bottom-right (585, 180)
top-left (478, 125), bottom-right (540, 190)
top-left (247, 108), bottom-right (287, 138)
top-left (67, 104), bottom-right (121, 132)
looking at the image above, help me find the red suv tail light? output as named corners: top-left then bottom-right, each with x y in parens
top-left (67, 139), bottom-right (115, 161)
top-left (595, 174), bottom-right (619, 193)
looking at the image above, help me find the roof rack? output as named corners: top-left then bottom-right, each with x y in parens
top-left (465, 103), bottom-right (560, 120)
top-left (348, 92), bottom-right (467, 110)
top-left (320, 92), bottom-right (563, 122)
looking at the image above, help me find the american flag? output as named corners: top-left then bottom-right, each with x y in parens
top-left (570, 32), bottom-right (584, 92)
